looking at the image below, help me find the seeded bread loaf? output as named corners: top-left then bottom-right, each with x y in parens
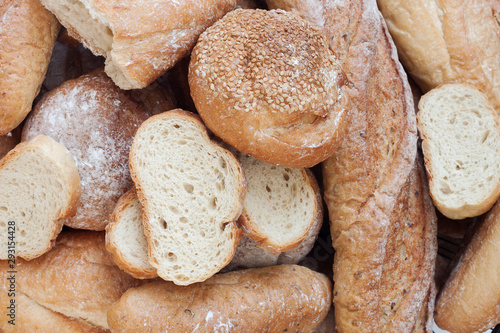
top-left (0, 231), bottom-right (145, 331)
top-left (0, 135), bottom-right (81, 260)
top-left (417, 84), bottom-right (500, 219)
top-left (107, 265), bottom-right (332, 333)
top-left (434, 199), bottom-right (500, 333)
top-left (0, 0), bottom-right (59, 135)
top-left (22, 68), bottom-right (154, 231)
top-left (376, 0), bottom-right (500, 114)
top-left (38, 0), bottom-right (238, 89)
top-left (129, 109), bottom-right (247, 285)
top-left (189, 8), bottom-right (349, 168)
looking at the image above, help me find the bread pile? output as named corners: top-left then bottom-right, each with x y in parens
top-left (0, 0), bottom-right (499, 332)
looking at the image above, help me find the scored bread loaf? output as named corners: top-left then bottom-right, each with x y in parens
top-left (38, 0), bottom-right (238, 89)
top-left (434, 199), bottom-right (500, 333)
top-left (0, 135), bottom-right (80, 260)
top-left (234, 151), bottom-right (323, 253)
top-left (189, 8), bottom-right (349, 168)
top-left (105, 187), bottom-right (157, 279)
top-left (107, 265), bottom-right (332, 333)
top-left (129, 109), bottom-right (247, 285)
top-left (0, 231), bottom-right (146, 331)
top-left (417, 83), bottom-right (500, 220)
top-left (0, 0), bottom-right (59, 135)
top-left (22, 68), bottom-right (155, 231)
top-left (376, 0), bottom-right (500, 114)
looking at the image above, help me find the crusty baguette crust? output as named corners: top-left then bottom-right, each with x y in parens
top-left (105, 187), bottom-right (158, 279)
top-left (0, 0), bottom-right (59, 135)
top-left (270, 0), bottom-right (436, 331)
top-left (435, 200), bottom-right (500, 333)
top-left (40, 0), bottom-right (237, 89)
top-left (377, 0), bottom-right (500, 114)
top-left (107, 265), bottom-right (332, 333)
top-left (129, 109), bottom-right (247, 285)
top-left (0, 231), bottom-right (145, 330)
top-left (0, 135), bottom-right (81, 260)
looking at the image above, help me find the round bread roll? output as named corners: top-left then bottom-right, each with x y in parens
top-left (189, 9), bottom-right (349, 168)
top-left (22, 68), bottom-right (164, 231)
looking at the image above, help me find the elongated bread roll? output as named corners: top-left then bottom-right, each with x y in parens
top-left (0, 0), bottom-right (59, 135)
top-left (108, 265), bottom-right (332, 333)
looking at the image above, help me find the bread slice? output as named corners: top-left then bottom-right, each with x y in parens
top-left (0, 135), bottom-right (81, 260)
top-left (129, 109), bottom-right (246, 285)
top-left (105, 187), bottom-right (157, 279)
top-left (417, 83), bottom-right (500, 219)
top-left (234, 151), bottom-right (323, 254)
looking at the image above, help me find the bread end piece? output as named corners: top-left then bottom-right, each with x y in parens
top-left (0, 135), bottom-right (81, 260)
top-left (417, 83), bottom-right (500, 219)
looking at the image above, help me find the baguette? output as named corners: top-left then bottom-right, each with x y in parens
top-left (22, 68), bottom-right (152, 231)
top-left (129, 109), bottom-right (247, 285)
top-left (435, 200), bottom-right (500, 333)
top-left (0, 231), bottom-right (145, 331)
top-left (38, 0), bottom-right (238, 89)
top-left (107, 264), bottom-right (332, 333)
top-left (376, 0), bottom-right (500, 114)
top-left (268, 0), bottom-right (437, 331)
top-left (417, 83), bottom-right (500, 219)
top-left (0, 135), bottom-right (80, 260)
top-left (0, 0), bottom-right (59, 135)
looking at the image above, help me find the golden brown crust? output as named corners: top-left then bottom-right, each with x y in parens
top-left (189, 9), bottom-right (349, 168)
top-left (435, 200), bottom-right (500, 333)
top-left (377, 0), bottom-right (500, 114)
top-left (107, 265), bottom-right (332, 332)
top-left (22, 68), bottom-right (152, 231)
top-left (0, 0), bottom-right (60, 135)
top-left (266, 0), bottom-right (434, 330)
top-left (0, 231), bottom-right (145, 330)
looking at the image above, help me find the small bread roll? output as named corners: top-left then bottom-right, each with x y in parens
top-left (0, 0), bottom-right (59, 135)
top-left (189, 9), bottom-right (349, 168)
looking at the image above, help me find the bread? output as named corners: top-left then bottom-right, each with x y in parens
top-left (0, 135), bottom-right (80, 260)
top-left (105, 187), bottom-right (157, 279)
top-left (0, 0), bottom-right (59, 135)
top-left (435, 199), bottom-right (500, 333)
top-left (22, 68), bottom-right (153, 231)
top-left (417, 83), bottom-right (500, 219)
top-left (376, 0), bottom-right (500, 114)
top-left (189, 8), bottom-right (350, 168)
top-left (38, 0), bottom-right (238, 89)
top-left (107, 264), bottom-right (332, 332)
top-left (0, 231), bottom-right (145, 331)
top-left (268, 0), bottom-right (437, 331)
top-left (234, 151), bottom-right (323, 253)
top-left (129, 109), bottom-right (247, 285)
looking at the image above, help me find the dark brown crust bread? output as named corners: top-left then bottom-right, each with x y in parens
top-left (0, 0), bottom-right (59, 135)
top-left (22, 68), bottom-right (156, 231)
top-left (107, 265), bottom-right (332, 332)
top-left (0, 231), bottom-right (145, 331)
top-left (269, 0), bottom-right (437, 331)
top-left (189, 9), bottom-right (349, 168)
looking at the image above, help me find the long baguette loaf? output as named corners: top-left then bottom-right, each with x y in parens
top-left (107, 264), bottom-right (332, 333)
top-left (268, 0), bottom-right (437, 331)
top-left (0, 0), bottom-right (59, 135)
top-left (376, 0), bottom-right (500, 114)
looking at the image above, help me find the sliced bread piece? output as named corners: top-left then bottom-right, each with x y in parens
top-left (234, 151), bottom-right (323, 254)
top-left (105, 187), bottom-right (157, 279)
top-left (0, 135), bottom-right (81, 260)
top-left (417, 83), bottom-right (500, 219)
top-left (129, 109), bottom-right (247, 285)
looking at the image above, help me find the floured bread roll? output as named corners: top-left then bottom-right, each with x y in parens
top-left (189, 9), bottom-right (349, 168)
top-left (38, 0), bottom-right (238, 89)
top-left (22, 68), bottom-right (168, 231)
